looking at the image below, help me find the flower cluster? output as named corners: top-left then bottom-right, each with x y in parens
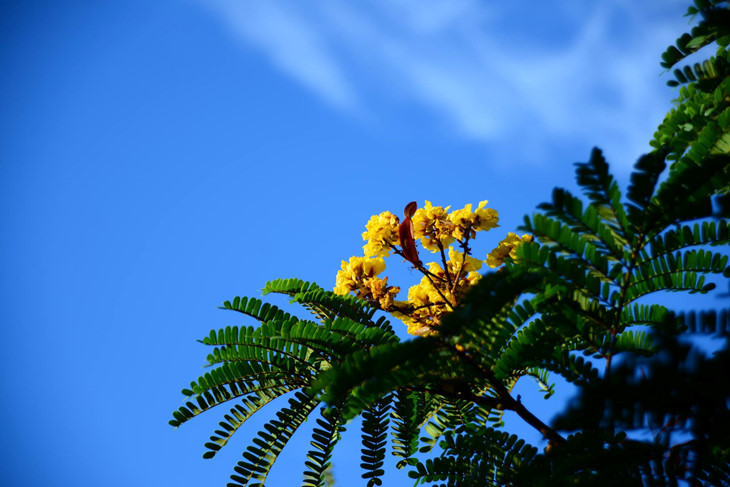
top-left (335, 201), bottom-right (533, 336)
top-left (411, 201), bottom-right (454, 252)
top-left (362, 211), bottom-right (400, 258)
top-left (447, 201), bottom-right (499, 240)
top-left (486, 233), bottom-right (534, 268)
top-left (411, 200), bottom-right (499, 251)
top-left (334, 256), bottom-right (400, 310)
top-left (391, 250), bottom-right (483, 335)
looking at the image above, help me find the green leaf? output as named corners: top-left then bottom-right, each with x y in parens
top-left (360, 396), bottom-right (391, 487)
top-left (228, 392), bottom-right (318, 487)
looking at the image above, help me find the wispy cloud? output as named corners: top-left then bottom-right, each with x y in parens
top-left (193, 0), bottom-right (689, 168)
top-left (198, 1), bottom-right (358, 110)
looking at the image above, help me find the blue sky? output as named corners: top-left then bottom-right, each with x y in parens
top-left (0, 1), bottom-right (701, 486)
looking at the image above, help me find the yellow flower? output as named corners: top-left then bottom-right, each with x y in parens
top-left (362, 211), bottom-right (400, 258)
top-left (426, 261), bottom-right (445, 277)
top-left (486, 233), bottom-right (534, 268)
top-left (473, 201), bottom-right (500, 231)
top-left (452, 271), bottom-right (481, 301)
top-left (366, 276), bottom-right (400, 310)
top-left (395, 273), bottom-right (461, 335)
top-left (334, 256), bottom-right (401, 310)
top-left (403, 279), bottom-right (445, 335)
top-left (448, 201), bottom-right (499, 240)
top-left (362, 257), bottom-right (386, 276)
top-left (447, 246), bottom-right (483, 274)
top-left (408, 321), bottom-right (435, 336)
top-left (334, 256), bottom-right (386, 295)
top-left (440, 249), bottom-right (483, 303)
top-left (336, 199), bottom-right (508, 336)
top-left (394, 313), bottom-right (434, 336)
top-left (465, 271), bottom-right (481, 285)
top-left (412, 201), bottom-right (454, 252)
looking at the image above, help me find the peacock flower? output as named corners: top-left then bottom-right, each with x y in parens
top-left (401, 278), bottom-right (449, 335)
top-left (336, 199), bottom-right (507, 336)
top-left (366, 276), bottom-right (400, 310)
top-left (486, 233), bottom-right (534, 268)
top-left (447, 246), bottom-right (484, 274)
top-left (412, 201), bottom-right (455, 252)
top-left (362, 211), bottom-right (400, 258)
top-left (448, 201), bottom-right (499, 240)
top-left (334, 256), bottom-right (387, 295)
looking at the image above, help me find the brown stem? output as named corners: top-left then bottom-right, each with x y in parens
top-left (610, 230), bottom-right (646, 378)
top-left (404, 386), bottom-right (507, 410)
top-left (390, 243), bottom-right (455, 309)
top-left (449, 233), bottom-right (472, 296)
top-left (387, 302), bottom-right (442, 320)
top-left (455, 346), bottom-right (566, 446)
top-left (436, 239), bottom-right (454, 290)
top-left (508, 392), bottom-right (566, 446)
top-left (421, 270), bottom-right (455, 310)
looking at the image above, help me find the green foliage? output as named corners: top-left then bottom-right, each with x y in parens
top-left (390, 390), bottom-right (427, 467)
top-left (302, 407), bottom-right (343, 487)
top-left (408, 428), bottom-right (538, 486)
top-left (170, 279), bottom-right (405, 485)
top-left (360, 396), bottom-right (391, 486)
top-left (171, 2), bottom-right (730, 485)
top-left (654, 1), bottom-right (730, 186)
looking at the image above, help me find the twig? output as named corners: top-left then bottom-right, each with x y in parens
top-left (453, 345), bottom-right (567, 446)
top-left (436, 239), bottom-right (455, 290)
top-left (449, 232), bottom-right (472, 296)
top-left (390, 244), bottom-right (455, 309)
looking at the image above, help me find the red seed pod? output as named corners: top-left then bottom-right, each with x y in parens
top-left (399, 201), bottom-right (421, 266)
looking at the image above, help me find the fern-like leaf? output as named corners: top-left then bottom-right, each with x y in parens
top-left (361, 395), bottom-right (391, 487)
top-left (390, 390), bottom-right (425, 468)
top-left (302, 406), bottom-right (344, 487)
top-left (409, 428), bottom-right (537, 487)
top-left (575, 147), bottom-right (630, 237)
top-left (228, 391), bottom-right (318, 487)
top-left (203, 388), bottom-right (293, 459)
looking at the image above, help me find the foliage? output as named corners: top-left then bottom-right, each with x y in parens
top-left (171, 2), bottom-right (730, 485)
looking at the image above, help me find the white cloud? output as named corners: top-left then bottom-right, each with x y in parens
top-left (192, 0), bottom-right (691, 169)
top-left (197, 0), bottom-right (358, 111)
